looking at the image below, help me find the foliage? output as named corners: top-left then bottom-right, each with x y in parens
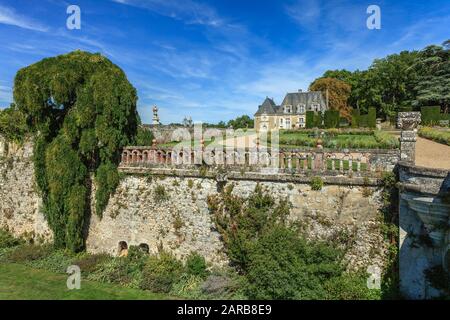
top-left (305, 111), bottom-right (315, 128)
top-left (373, 131), bottom-right (400, 149)
top-left (208, 186), bottom-right (379, 300)
top-left (13, 51), bottom-right (139, 252)
top-left (73, 253), bottom-right (110, 274)
top-left (154, 184), bottom-right (169, 203)
top-left (310, 176), bottom-right (324, 191)
top-left (140, 251), bottom-right (184, 293)
top-left (324, 110), bottom-right (340, 128)
top-left (368, 107), bottom-right (377, 128)
top-left (0, 104), bottom-right (28, 143)
top-left (421, 106), bottom-right (443, 126)
top-left (0, 263), bottom-right (170, 300)
top-left (414, 44), bottom-right (450, 113)
top-left (0, 229), bottom-right (24, 249)
top-left (309, 77), bottom-right (352, 120)
top-left (135, 126), bottom-right (154, 146)
top-left (227, 115), bottom-right (254, 129)
top-left (6, 244), bottom-right (53, 263)
top-left (351, 109), bottom-right (360, 128)
top-left (186, 252), bottom-right (208, 278)
top-left (418, 127), bottom-right (450, 146)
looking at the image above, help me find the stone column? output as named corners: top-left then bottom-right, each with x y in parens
top-left (397, 112), bottom-right (421, 164)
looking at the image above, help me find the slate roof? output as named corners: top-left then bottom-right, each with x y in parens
top-left (254, 97), bottom-right (277, 116)
top-left (254, 91), bottom-right (327, 116)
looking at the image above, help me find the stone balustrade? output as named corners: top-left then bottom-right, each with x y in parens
top-left (119, 146), bottom-right (400, 176)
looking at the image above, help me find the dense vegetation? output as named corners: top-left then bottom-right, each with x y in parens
top-left (312, 41), bottom-right (450, 120)
top-left (207, 184), bottom-right (381, 299)
top-left (9, 51), bottom-right (140, 252)
top-left (0, 230), bottom-right (244, 300)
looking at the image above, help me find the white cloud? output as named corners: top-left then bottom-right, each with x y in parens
top-left (111, 0), bottom-right (223, 27)
top-left (0, 5), bottom-right (48, 32)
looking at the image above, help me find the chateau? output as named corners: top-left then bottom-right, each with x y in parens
top-left (254, 90), bottom-right (328, 131)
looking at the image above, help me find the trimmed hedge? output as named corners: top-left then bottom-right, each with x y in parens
top-left (421, 106), bottom-right (441, 126)
top-left (305, 111), bottom-right (315, 129)
top-left (351, 109), bottom-right (360, 128)
top-left (368, 107), bottom-right (376, 128)
top-left (418, 127), bottom-right (450, 146)
top-left (324, 110), bottom-right (340, 128)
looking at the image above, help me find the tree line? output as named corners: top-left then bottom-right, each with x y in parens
top-left (309, 41), bottom-right (450, 121)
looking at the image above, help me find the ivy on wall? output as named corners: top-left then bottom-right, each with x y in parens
top-left (13, 51), bottom-right (139, 252)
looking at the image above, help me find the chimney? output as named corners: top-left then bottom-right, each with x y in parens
top-left (298, 89), bottom-right (302, 93)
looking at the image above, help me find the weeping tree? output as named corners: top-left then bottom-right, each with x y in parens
top-left (13, 51), bottom-right (139, 252)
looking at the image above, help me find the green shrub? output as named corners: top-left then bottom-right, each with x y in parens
top-left (154, 185), bottom-right (169, 203)
top-left (73, 253), bottom-right (111, 274)
top-left (140, 251), bottom-right (184, 293)
top-left (306, 111), bottom-right (315, 129)
top-left (27, 249), bottom-right (76, 274)
top-left (351, 109), bottom-right (360, 128)
top-left (186, 252), bottom-right (208, 278)
top-left (419, 127), bottom-right (450, 146)
top-left (324, 110), bottom-right (340, 128)
top-left (7, 244), bottom-right (53, 263)
top-left (323, 272), bottom-right (381, 300)
top-left (314, 112), bottom-right (324, 128)
top-left (310, 177), bottom-right (324, 191)
top-left (368, 107), bottom-right (377, 128)
top-left (421, 106), bottom-right (441, 126)
top-left (374, 131), bottom-right (400, 149)
top-left (0, 230), bottom-right (24, 249)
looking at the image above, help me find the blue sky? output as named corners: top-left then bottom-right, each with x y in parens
top-left (0, 0), bottom-right (448, 124)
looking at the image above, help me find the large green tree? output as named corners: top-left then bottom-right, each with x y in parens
top-left (413, 43), bottom-right (450, 113)
top-left (13, 51), bottom-right (139, 252)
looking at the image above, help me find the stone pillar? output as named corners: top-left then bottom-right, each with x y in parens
top-left (397, 112), bottom-right (421, 164)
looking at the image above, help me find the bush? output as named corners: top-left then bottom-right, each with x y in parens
top-left (368, 107), bottom-right (377, 128)
top-left (186, 252), bottom-right (208, 278)
top-left (374, 131), bottom-right (400, 149)
top-left (6, 244), bottom-right (53, 263)
top-left (419, 127), bottom-right (450, 146)
top-left (140, 251), bottom-right (184, 293)
top-left (0, 230), bottom-right (24, 249)
top-left (324, 110), bottom-right (340, 128)
top-left (421, 106), bottom-right (441, 126)
top-left (310, 177), bottom-right (324, 191)
top-left (154, 185), bottom-right (169, 203)
top-left (73, 253), bottom-right (110, 274)
top-left (27, 249), bottom-right (76, 274)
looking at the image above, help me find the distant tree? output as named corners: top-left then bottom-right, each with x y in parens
top-left (309, 78), bottom-right (352, 120)
top-left (369, 50), bottom-right (419, 118)
top-left (227, 115), bottom-right (254, 129)
top-left (413, 44), bottom-right (450, 113)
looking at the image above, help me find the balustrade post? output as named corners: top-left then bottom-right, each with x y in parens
top-left (397, 112), bottom-right (421, 164)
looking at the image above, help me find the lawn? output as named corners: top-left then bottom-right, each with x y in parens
top-left (273, 129), bottom-right (399, 149)
top-left (0, 263), bottom-right (172, 300)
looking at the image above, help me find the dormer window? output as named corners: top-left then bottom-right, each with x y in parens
top-left (284, 105), bottom-right (292, 113)
top-left (297, 104), bottom-right (305, 114)
top-left (311, 103), bottom-right (319, 112)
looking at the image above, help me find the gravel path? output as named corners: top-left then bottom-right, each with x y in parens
top-left (415, 137), bottom-right (450, 170)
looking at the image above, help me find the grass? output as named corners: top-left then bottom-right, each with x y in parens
top-left (275, 130), bottom-right (398, 149)
top-left (0, 263), bottom-right (172, 300)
